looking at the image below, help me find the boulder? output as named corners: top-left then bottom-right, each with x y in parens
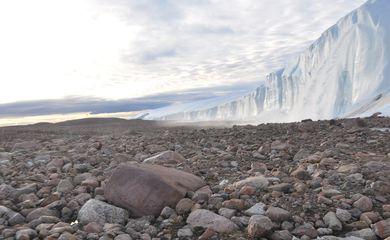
top-left (143, 150), bottom-right (185, 165)
top-left (104, 164), bottom-right (205, 217)
top-left (186, 209), bottom-right (238, 233)
top-left (78, 199), bottom-right (128, 225)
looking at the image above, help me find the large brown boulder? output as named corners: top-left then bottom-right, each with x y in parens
top-left (104, 164), bottom-right (206, 217)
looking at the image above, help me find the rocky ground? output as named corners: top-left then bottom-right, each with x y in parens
top-left (0, 116), bottom-right (389, 240)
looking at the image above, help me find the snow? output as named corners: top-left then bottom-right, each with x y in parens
top-left (142, 0), bottom-right (390, 122)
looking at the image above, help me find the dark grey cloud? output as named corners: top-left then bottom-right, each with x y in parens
top-left (0, 82), bottom-right (257, 118)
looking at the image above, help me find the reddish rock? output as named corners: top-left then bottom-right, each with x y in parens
top-left (187, 209), bottom-right (238, 233)
top-left (360, 212), bottom-right (380, 224)
top-left (266, 207), bottom-right (291, 222)
top-left (239, 185), bottom-right (256, 196)
top-left (175, 198), bottom-right (195, 215)
top-left (353, 196), bottom-right (373, 212)
top-left (47, 158), bottom-right (65, 168)
top-left (222, 199), bottom-right (246, 210)
top-left (83, 222), bottom-right (103, 233)
top-left (373, 219), bottom-right (390, 238)
top-left (291, 168), bottom-right (311, 180)
top-left (248, 215), bottom-right (273, 238)
top-left (199, 228), bottom-right (217, 240)
top-left (81, 178), bottom-right (99, 188)
top-left (292, 224), bottom-right (318, 238)
top-left (383, 205), bottom-right (390, 212)
top-left (192, 185), bottom-right (212, 203)
top-left (104, 164), bottom-right (206, 217)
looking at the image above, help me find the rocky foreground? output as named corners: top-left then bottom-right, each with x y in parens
top-left (0, 117), bottom-right (389, 240)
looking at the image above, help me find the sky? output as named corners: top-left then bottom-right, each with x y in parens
top-left (0, 0), bottom-right (366, 119)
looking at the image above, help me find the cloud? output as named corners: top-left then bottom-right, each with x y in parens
top-left (0, 0), bottom-right (367, 105)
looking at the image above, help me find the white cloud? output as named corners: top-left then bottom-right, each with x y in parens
top-left (0, 0), bottom-right (366, 104)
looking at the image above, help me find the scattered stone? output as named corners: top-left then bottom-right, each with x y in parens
top-left (231, 176), bottom-right (269, 190)
top-left (0, 206), bottom-right (25, 226)
top-left (323, 212), bottom-right (343, 231)
top-left (317, 228), bottom-right (333, 236)
top-left (84, 222), bottom-right (103, 233)
top-left (244, 202), bottom-right (266, 216)
top-left (247, 215), bottom-right (273, 238)
top-left (270, 230), bottom-right (293, 240)
top-left (186, 209), bottom-right (238, 233)
top-left (218, 208), bottom-right (236, 219)
top-left (268, 183), bottom-right (293, 193)
top-left (114, 234), bottom-right (132, 240)
top-left (353, 196), bottom-right (373, 212)
top-left (15, 228), bottom-right (37, 240)
top-left (373, 219), bottom-right (390, 238)
top-left (291, 168), bottom-right (311, 180)
top-left (177, 228), bottom-right (193, 238)
top-left (26, 207), bottom-right (58, 222)
top-left (160, 206), bottom-right (176, 219)
top-left (222, 199), bottom-right (246, 210)
top-left (78, 199), bottom-right (128, 225)
top-left (175, 198), bottom-right (195, 215)
top-left (199, 228), bottom-right (216, 240)
top-left (346, 228), bottom-right (377, 240)
top-left (57, 179), bottom-right (74, 194)
top-left (336, 208), bottom-right (352, 222)
top-left (291, 224), bottom-right (318, 238)
top-left (266, 206), bottom-right (291, 222)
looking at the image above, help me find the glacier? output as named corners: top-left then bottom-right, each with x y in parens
top-left (142, 0), bottom-right (390, 122)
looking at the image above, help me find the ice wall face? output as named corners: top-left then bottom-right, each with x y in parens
top-left (146, 0), bottom-right (390, 122)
